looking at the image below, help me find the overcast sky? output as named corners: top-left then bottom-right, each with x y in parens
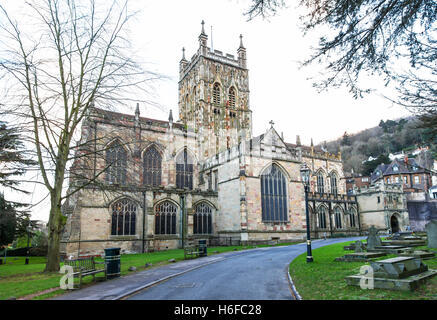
top-left (127, 0), bottom-right (411, 145)
top-left (2, 0), bottom-right (411, 222)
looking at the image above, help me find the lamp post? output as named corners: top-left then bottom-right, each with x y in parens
top-left (25, 221), bottom-right (32, 265)
top-left (300, 163), bottom-right (313, 263)
top-left (142, 191), bottom-right (146, 253)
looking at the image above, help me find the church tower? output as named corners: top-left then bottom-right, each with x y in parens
top-left (178, 21), bottom-right (252, 159)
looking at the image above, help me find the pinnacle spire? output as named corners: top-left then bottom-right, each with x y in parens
top-left (201, 20), bottom-right (206, 35)
top-left (239, 34), bottom-right (245, 49)
top-left (168, 109), bottom-right (173, 123)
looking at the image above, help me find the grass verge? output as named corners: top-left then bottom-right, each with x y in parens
top-left (0, 241), bottom-right (301, 300)
top-left (289, 241), bottom-right (437, 300)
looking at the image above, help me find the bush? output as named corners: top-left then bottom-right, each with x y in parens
top-left (1, 246), bottom-right (48, 257)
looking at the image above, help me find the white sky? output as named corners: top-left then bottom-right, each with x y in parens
top-left (2, 0), bottom-right (411, 222)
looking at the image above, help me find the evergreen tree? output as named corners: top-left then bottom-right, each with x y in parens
top-left (341, 131), bottom-right (351, 146)
top-left (0, 121), bottom-right (36, 193)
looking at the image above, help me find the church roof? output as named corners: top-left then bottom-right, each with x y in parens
top-left (89, 107), bottom-right (184, 129)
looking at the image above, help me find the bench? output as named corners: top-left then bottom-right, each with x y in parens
top-left (64, 256), bottom-right (106, 289)
top-left (184, 246), bottom-right (200, 259)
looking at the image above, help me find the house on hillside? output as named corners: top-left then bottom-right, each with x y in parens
top-left (369, 157), bottom-right (436, 231)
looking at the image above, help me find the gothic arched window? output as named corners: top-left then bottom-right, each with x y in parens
top-left (334, 206), bottom-right (343, 229)
top-left (229, 87), bottom-right (236, 108)
top-left (176, 149), bottom-right (193, 190)
top-left (349, 207), bottom-right (357, 228)
top-left (111, 199), bottom-right (136, 236)
top-left (155, 201), bottom-right (177, 235)
top-left (318, 206), bottom-right (327, 229)
top-left (330, 173), bottom-right (338, 195)
top-left (260, 164), bottom-right (288, 222)
top-left (143, 146), bottom-right (161, 187)
top-left (106, 140), bottom-right (127, 185)
top-left (194, 202), bottom-right (213, 234)
top-left (213, 83), bottom-right (221, 105)
top-left (316, 171), bottom-right (325, 194)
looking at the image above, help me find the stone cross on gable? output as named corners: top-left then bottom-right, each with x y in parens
top-left (269, 120), bottom-right (274, 128)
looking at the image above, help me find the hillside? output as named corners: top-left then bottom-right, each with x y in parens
top-left (318, 116), bottom-right (437, 176)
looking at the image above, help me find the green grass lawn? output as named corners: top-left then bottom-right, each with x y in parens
top-left (289, 241), bottom-right (437, 300)
top-left (0, 241), bottom-right (301, 300)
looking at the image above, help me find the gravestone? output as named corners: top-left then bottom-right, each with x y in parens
top-left (366, 225), bottom-right (382, 250)
top-left (425, 220), bottom-right (437, 249)
top-left (354, 241), bottom-right (365, 253)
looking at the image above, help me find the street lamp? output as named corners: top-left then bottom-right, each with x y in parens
top-left (300, 163), bottom-right (313, 263)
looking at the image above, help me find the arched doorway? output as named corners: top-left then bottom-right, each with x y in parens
top-left (390, 215), bottom-right (400, 233)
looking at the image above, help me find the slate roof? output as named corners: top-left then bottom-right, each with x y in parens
top-left (371, 158), bottom-right (429, 183)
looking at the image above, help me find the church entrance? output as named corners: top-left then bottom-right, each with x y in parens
top-left (390, 215), bottom-right (400, 233)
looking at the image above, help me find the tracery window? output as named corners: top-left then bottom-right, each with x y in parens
top-left (330, 173), bottom-right (338, 195)
top-left (260, 164), bottom-right (288, 222)
top-left (176, 149), bottom-right (193, 190)
top-left (143, 146), bottom-right (161, 186)
top-left (106, 140), bottom-right (127, 185)
top-left (316, 171), bottom-right (325, 194)
top-left (349, 207), bottom-right (357, 228)
top-left (334, 206), bottom-right (343, 229)
top-left (318, 206), bottom-right (327, 229)
top-left (111, 199), bottom-right (136, 236)
top-left (229, 87), bottom-right (236, 108)
top-left (193, 202), bottom-right (213, 234)
top-left (213, 83), bottom-right (221, 105)
top-left (155, 201), bottom-right (177, 235)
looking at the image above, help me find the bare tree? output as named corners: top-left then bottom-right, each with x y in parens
top-left (0, 0), bottom-right (161, 272)
top-left (244, 0), bottom-right (437, 133)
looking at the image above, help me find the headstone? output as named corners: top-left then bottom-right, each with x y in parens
top-left (425, 220), bottom-right (437, 248)
top-left (168, 258), bottom-right (176, 263)
top-left (145, 263), bottom-right (152, 268)
top-left (128, 266), bottom-right (137, 271)
top-left (354, 241), bottom-right (365, 253)
top-left (366, 225), bottom-right (382, 250)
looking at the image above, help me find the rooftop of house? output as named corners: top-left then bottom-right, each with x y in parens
top-left (371, 158), bottom-right (429, 182)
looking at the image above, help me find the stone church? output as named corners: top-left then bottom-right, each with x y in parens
top-left (61, 22), bottom-right (361, 257)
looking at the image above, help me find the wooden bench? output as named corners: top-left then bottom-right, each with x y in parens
top-left (184, 246), bottom-right (200, 259)
top-left (64, 256), bottom-right (106, 289)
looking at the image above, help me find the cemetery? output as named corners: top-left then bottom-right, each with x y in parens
top-left (342, 222), bottom-right (437, 292)
top-left (289, 220), bottom-right (437, 299)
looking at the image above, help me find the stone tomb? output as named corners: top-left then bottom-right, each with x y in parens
top-left (335, 252), bottom-right (386, 262)
top-left (399, 249), bottom-right (436, 260)
top-left (384, 239), bottom-right (426, 247)
top-left (336, 241), bottom-right (386, 262)
top-left (346, 256), bottom-right (437, 291)
top-left (368, 245), bottom-right (408, 254)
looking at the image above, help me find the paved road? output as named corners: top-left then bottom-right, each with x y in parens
top-left (127, 236), bottom-right (365, 300)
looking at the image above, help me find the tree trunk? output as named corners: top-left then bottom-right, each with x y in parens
top-left (44, 193), bottom-right (63, 272)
